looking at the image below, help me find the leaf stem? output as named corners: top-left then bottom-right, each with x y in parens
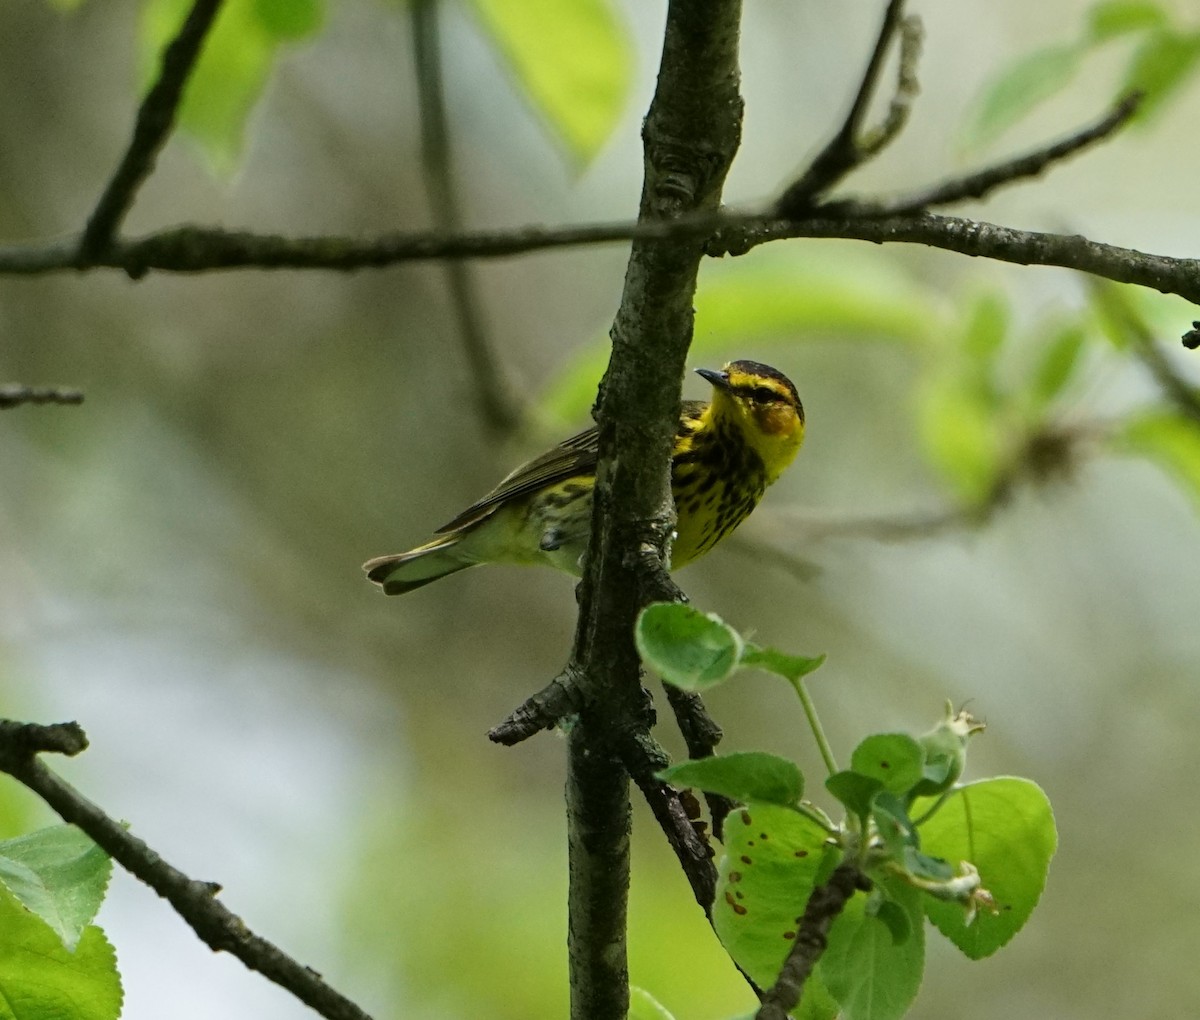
top-left (794, 800), bottom-right (840, 836)
top-left (909, 787), bottom-right (956, 828)
top-left (790, 677), bottom-right (838, 776)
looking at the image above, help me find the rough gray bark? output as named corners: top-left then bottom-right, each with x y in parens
top-left (563, 3), bottom-right (745, 1018)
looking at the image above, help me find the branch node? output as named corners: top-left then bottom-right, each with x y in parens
top-left (0, 719), bottom-right (89, 758)
top-left (775, 0), bottom-right (917, 214)
top-left (488, 669), bottom-right (581, 745)
top-left (1183, 320), bottom-right (1200, 350)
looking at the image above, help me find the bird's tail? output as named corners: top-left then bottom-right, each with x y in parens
top-left (363, 536), bottom-right (472, 595)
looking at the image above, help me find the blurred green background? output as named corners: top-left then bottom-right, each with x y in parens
top-left (3, 1), bottom-right (1200, 1018)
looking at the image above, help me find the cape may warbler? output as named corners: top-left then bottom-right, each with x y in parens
top-left (364, 360), bottom-right (804, 595)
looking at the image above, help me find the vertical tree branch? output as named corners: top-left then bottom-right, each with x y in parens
top-left (566, 729), bottom-right (632, 1018)
top-left (564, 3), bottom-right (745, 1018)
top-left (410, 0), bottom-right (521, 433)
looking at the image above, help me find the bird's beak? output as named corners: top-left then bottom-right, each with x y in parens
top-left (696, 367), bottom-right (731, 391)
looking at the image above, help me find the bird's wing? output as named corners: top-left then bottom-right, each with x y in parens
top-left (433, 401), bottom-right (708, 535)
top-left (434, 424), bottom-right (600, 534)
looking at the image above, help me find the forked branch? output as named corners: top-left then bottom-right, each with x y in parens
top-left (79, 0), bottom-right (225, 260)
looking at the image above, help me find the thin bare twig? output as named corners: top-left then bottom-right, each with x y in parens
top-left (776, 0), bottom-right (916, 212)
top-left (410, 0), bottom-right (522, 434)
top-left (662, 684), bottom-right (737, 841)
top-left (0, 720), bottom-right (374, 1020)
top-left (854, 13), bottom-right (922, 162)
top-left (0, 384), bottom-right (84, 409)
top-left (837, 92), bottom-right (1143, 217)
top-left (621, 731), bottom-right (717, 911)
top-left (79, 0), bottom-right (225, 260)
top-left (488, 668), bottom-right (581, 745)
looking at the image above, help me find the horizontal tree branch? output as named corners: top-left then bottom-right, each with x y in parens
top-left (710, 213), bottom-right (1200, 304)
top-left (0, 384), bottom-right (84, 409)
top-left (3, 211), bottom-right (1197, 305)
top-left (0, 719), bottom-right (373, 1020)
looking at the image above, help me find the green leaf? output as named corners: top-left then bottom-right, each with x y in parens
top-left (849, 734), bottom-right (925, 797)
top-left (635, 602), bottom-right (744, 691)
top-left (962, 43), bottom-right (1084, 150)
top-left (961, 292), bottom-right (1009, 372)
top-left (918, 777), bottom-right (1056, 959)
top-left (825, 771), bottom-right (883, 824)
top-left (917, 371), bottom-right (1004, 505)
top-left (660, 752), bottom-right (804, 808)
top-left (740, 645), bottom-right (826, 685)
top-left (871, 793), bottom-right (918, 857)
top-left (868, 896), bottom-right (913, 946)
top-left (1087, 1), bottom-right (1169, 41)
top-left (792, 969), bottom-right (840, 1020)
top-left (1121, 28), bottom-right (1200, 120)
top-left (818, 876), bottom-right (924, 1020)
top-left (0, 884), bottom-right (123, 1020)
top-left (1029, 322), bottom-right (1087, 412)
top-left (713, 803), bottom-right (841, 990)
top-left (252, 0), bottom-right (322, 38)
top-left (901, 845), bottom-right (955, 883)
top-left (0, 825), bottom-right (112, 951)
top-left (139, 0), bottom-right (325, 175)
top-left (467, 0), bottom-right (631, 165)
top-left (1122, 411), bottom-right (1200, 511)
top-left (45, 0), bottom-right (88, 10)
top-left (629, 986), bottom-right (677, 1020)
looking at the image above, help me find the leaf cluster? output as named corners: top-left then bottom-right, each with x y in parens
top-left (636, 603), bottom-right (1057, 1020)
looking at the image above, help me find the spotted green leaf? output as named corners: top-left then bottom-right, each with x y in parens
top-left (849, 734), bottom-right (925, 797)
top-left (712, 803), bottom-right (840, 991)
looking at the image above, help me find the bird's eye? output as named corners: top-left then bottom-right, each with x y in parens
top-left (748, 386), bottom-right (779, 403)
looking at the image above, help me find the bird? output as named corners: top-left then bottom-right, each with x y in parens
top-left (363, 359), bottom-right (804, 595)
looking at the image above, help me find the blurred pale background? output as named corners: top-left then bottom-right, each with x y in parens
top-left (2, 1), bottom-right (1199, 1018)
